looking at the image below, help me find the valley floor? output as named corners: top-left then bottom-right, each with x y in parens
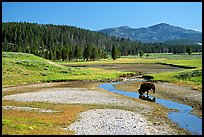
top-left (2, 81), bottom-right (193, 135)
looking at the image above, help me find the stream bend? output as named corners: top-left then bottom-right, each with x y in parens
top-left (98, 80), bottom-right (202, 135)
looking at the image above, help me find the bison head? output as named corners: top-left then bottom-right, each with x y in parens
top-left (138, 89), bottom-right (143, 95)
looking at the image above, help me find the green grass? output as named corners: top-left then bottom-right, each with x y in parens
top-left (58, 53), bottom-right (202, 87)
top-left (2, 52), bottom-right (131, 87)
top-left (57, 56), bottom-right (167, 65)
top-left (147, 54), bottom-right (202, 87)
top-left (156, 59), bottom-right (202, 69)
top-left (118, 53), bottom-right (202, 87)
top-left (2, 116), bottom-right (57, 135)
top-left (121, 52), bottom-right (202, 60)
top-left (147, 68), bottom-right (202, 88)
top-left (119, 53), bottom-right (202, 88)
top-left (2, 52), bottom-right (202, 89)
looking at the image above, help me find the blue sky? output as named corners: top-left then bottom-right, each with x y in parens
top-left (2, 2), bottom-right (202, 32)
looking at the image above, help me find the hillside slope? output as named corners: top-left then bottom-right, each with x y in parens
top-left (2, 52), bottom-right (126, 87)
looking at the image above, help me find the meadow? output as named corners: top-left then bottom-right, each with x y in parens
top-left (2, 52), bottom-right (202, 89)
top-left (145, 53), bottom-right (202, 88)
top-left (59, 52), bottom-right (202, 89)
top-left (2, 52), bottom-right (131, 87)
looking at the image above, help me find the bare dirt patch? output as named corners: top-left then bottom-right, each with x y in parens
top-left (65, 63), bottom-right (184, 74)
top-left (2, 81), bottom-right (100, 96)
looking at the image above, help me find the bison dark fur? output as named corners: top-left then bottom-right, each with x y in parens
top-left (138, 82), bottom-right (155, 96)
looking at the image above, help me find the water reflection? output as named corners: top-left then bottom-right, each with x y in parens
top-left (139, 94), bottom-right (156, 102)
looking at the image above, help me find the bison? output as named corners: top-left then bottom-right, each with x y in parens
top-left (138, 82), bottom-right (155, 96)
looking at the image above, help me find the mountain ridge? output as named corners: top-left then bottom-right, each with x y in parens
top-left (97, 23), bottom-right (202, 43)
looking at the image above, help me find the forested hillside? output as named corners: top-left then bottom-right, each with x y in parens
top-left (2, 22), bottom-right (202, 61)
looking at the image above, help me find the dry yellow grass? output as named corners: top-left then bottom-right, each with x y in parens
top-left (2, 102), bottom-right (89, 135)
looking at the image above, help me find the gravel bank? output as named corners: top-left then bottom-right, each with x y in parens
top-left (2, 86), bottom-right (178, 135)
top-left (3, 88), bottom-right (150, 109)
top-left (66, 109), bottom-right (176, 135)
top-left (156, 82), bottom-right (202, 102)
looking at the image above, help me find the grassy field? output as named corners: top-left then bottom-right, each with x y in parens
top-left (2, 52), bottom-right (132, 87)
top-left (147, 54), bottom-right (202, 88)
top-left (58, 52), bottom-right (202, 89)
top-left (139, 53), bottom-right (201, 89)
top-left (2, 52), bottom-right (202, 88)
top-left (121, 52), bottom-right (202, 60)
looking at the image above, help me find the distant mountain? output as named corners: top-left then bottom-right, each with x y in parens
top-left (98, 23), bottom-right (202, 43)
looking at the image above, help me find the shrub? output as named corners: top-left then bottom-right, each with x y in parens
top-left (175, 69), bottom-right (202, 80)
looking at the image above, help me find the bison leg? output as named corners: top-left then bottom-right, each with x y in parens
top-left (153, 86), bottom-right (155, 94)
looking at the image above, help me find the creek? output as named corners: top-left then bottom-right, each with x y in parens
top-left (98, 79), bottom-right (202, 135)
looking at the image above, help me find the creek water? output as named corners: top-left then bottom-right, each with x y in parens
top-left (98, 80), bottom-right (202, 135)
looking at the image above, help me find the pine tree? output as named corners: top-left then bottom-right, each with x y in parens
top-left (52, 50), bottom-right (56, 61)
top-left (61, 46), bottom-right (67, 61)
top-left (139, 50), bottom-right (144, 58)
top-left (83, 44), bottom-right (92, 61)
top-left (186, 47), bottom-right (192, 56)
top-left (68, 47), bottom-right (74, 61)
top-left (48, 50), bottom-right (52, 60)
top-left (90, 47), bottom-right (98, 61)
top-left (74, 45), bottom-right (82, 61)
top-left (98, 48), bottom-right (102, 59)
top-left (111, 45), bottom-right (119, 60)
top-left (56, 48), bottom-right (61, 60)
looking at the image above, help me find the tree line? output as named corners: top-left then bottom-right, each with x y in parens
top-left (2, 22), bottom-right (202, 61)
